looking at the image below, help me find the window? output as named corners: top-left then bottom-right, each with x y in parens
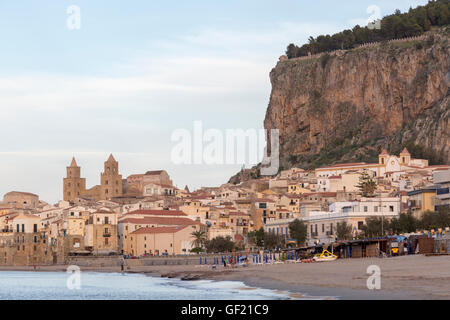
top-left (322, 224), bottom-right (325, 232)
top-left (33, 224), bottom-right (37, 233)
top-left (104, 237), bottom-right (109, 245)
top-left (374, 206), bottom-right (378, 212)
top-left (21, 224), bottom-right (25, 233)
top-left (389, 206), bottom-right (394, 212)
top-left (16, 224), bottom-right (19, 232)
top-left (364, 206), bottom-right (368, 212)
top-left (358, 221), bottom-right (364, 230)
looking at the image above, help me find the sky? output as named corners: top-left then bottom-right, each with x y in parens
top-left (0, 0), bottom-right (429, 204)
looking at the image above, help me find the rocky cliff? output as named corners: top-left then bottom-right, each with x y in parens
top-left (264, 29), bottom-right (449, 171)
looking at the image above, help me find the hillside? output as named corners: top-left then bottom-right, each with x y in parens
top-left (263, 28), bottom-right (449, 172)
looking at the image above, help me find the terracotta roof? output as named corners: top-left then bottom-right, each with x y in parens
top-left (317, 162), bottom-right (375, 169)
top-left (127, 174), bottom-right (144, 179)
top-left (120, 216), bottom-right (200, 226)
top-left (4, 191), bottom-right (39, 197)
top-left (123, 209), bottom-right (187, 217)
top-left (300, 192), bottom-right (337, 198)
top-left (284, 194), bottom-right (302, 199)
top-left (380, 149), bottom-right (389, 155)
top-left (145, 170), bottom-right (164, 176)
top-left (10, 214), bottom-right (40, 220)
top-left (144, 182), bottom-right (174, 189)
top-left (229, 211), bottom-right (249, 216)
top-left (130, 226), bottom-right (188, 235)
top-left (70, 157), bottom-right (78, 167)
top-left (94, 210), bottom-right (115, 214)
top-left (106, 154), bottom-right (116, 162)
top-left (328, 175), bottom-right (342, 179)
top-left (400, 148), bottom-right (410, 155)
top-left (255, 198), bottom-right (275, 203)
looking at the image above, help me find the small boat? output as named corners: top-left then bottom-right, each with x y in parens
top-left (312, 250), bottom-right (338, 262)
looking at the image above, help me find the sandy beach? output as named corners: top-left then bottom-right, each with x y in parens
top-left (1, 254), bottom-right (448, 299)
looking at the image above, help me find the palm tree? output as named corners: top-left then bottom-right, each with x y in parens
top-left (191, 231), bottom-right (207, 248)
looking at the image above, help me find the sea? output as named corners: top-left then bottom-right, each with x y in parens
top-left (0, 271), bottom-right (330, 300)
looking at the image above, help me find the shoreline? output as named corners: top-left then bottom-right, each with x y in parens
top-left (1, 254), bottom-right (449, 300)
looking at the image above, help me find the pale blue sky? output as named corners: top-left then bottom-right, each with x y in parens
top-left (0, 0), bottom-right (428, 203)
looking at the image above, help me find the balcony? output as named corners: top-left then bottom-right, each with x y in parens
top-left (103, 233), bottom-right (111, 238)
top-left (236, 222), bottom-right (249, 226)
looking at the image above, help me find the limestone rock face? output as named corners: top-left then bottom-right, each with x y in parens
top-left (264, 31), bottom-right (449, 170)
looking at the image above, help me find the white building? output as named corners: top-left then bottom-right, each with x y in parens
top-left (304, 197), bottom-right (401, 246)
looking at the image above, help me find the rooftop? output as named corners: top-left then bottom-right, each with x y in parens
top-left (130, 226), bottom-right (188, 235)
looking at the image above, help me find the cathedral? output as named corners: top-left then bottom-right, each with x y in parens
top-left (63, 154), bottom-right (123, 202)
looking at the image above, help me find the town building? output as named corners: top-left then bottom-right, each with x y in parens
top-left (304, 197), bottom-right (401, 246)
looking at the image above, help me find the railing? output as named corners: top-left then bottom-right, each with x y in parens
top-left (285, 35), bottom-right (428, 63)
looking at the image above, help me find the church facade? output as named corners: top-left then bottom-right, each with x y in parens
top-left (63, 154), bottom-right (123, 202)
top-left (315, 148), bottom-right (429, 178)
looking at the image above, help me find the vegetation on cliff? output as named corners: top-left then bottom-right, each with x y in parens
top-left (286, 0), bottom-right (449, 58)
top-left (265, 27), bottom-right (449, 173)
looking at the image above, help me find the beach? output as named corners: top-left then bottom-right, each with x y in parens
top-left (1, 254), bottom-right (448, 300)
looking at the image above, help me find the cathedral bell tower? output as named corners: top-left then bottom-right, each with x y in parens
top-left (63, 157), bottom-right (86, 202)
top-left (100, 154), bottom-right (123, 200)
top-left (400, 148), bottom-right (411, 165)
top-left (378, 149), bottom-right (389, 165)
